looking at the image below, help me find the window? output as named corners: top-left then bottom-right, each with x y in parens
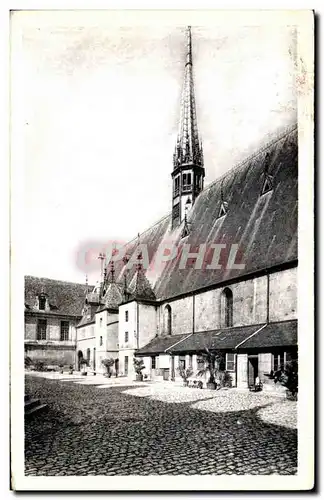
top-left (124, 356), bottom-right (129, 375)
top-left (100, 317), bottom-right (103, 327)
top-left (37, 319), bottom-right (47, 340)
top-left (39, 295), bottom-right (46, 310)
top-left (100, 336), bottom-right (103, 346)
top-left (182, 173), bottom-right (192, 186)
top-left (164, 305), bottom-right (172, 335)
top-left (174, 176), bottom-right (180, 195)
top-left (151, 356), bottom-right (156, 369)
top-left (125, 331), bottom-right (129, 343)
top-left (125, 310), bottom-right (129, 322)
top-left (226, 353), bottom-right (236, 372)
top-left (284, 351), bottom-right (292, 364)
top-left (179, 355), bottom-right (186, 370)
top-left (60, 321), bottom-right (69, 341)
top-left (195, 174), bottom-right (202, 189)
top-left (222, 288), bottom-right (233, 327)
top-left (172, 202), bottom-right (180, 219)
top-left (197, 356), bottom-right (205, 371)
top-left (182, 173), bottom-right (192, 192)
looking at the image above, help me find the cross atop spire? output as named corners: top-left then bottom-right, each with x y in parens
top-left (173, 26), bottom-right (203, 169)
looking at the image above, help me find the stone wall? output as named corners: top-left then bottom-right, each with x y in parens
top-left (157, 266), bottom-right (297, 335)
top-left (118, 348), bottom-right (136, 377)
top-left (138, 303), bottom-right (157, 348)
top-left (160, 296), bottom-right (193, 335)
top-left (25, 314), bottom-right (78, 341)
top-left (118, 302), bottom-right (137, 350)
top-left (269, 267), bottom-right (297, 321)
top-left (77, 323), bottom-right (95, 341)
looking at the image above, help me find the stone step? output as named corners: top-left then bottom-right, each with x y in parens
top-left (25, 403), bottom-right (48, 417)
top-left (25, 398), bottom-right (41, 411)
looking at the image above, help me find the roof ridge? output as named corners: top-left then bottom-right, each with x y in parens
top-left (121, 213), bottom-right (171, 250)
top-left (202, 123), bottom-right (298, 195)
top-left (120, 124), bottom-right (297, 251)
top-left (24, 275), bottom-right (93, 287)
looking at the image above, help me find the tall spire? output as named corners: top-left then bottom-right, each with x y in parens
top-left (171, 26), bottom-right (205, 228)
top-left (174, 26), bottom-right (203, 169)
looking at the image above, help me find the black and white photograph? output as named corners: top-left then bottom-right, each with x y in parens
top-left (9, 8), bottom-right (314, 491)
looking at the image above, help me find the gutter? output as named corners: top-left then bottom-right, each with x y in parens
top-left (234, 323), bottom-right (267, 349)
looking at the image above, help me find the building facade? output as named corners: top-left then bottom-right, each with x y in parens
top-left (24, 276), bottom-right (91, 367)
top-left (25, 27), bottom-right (298, 387)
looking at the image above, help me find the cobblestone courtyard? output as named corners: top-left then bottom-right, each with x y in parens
top-left (25, 375), bottom-right (297, 476)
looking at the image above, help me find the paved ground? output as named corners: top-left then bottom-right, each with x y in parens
top-left (25, 374), bottom-right (297, 476)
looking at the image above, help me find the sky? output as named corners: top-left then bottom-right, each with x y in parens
top-left (14, 13), bottom-right (297, 284)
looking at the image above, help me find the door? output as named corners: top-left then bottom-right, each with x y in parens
top-left (124, 356), bottom-right (129, 376)
top-left (77, 350), bottom-right (83, 371)
top-left (93, 348), bottom-right (96, 371)
top-left (163, 368), bottom-right (170, 381)
top-left (248, 355), bottom-right (258, 386)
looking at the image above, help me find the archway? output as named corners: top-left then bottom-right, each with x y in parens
top-left (164, 305), bottom-right (172, 335)
top-left (221, 288), bottom-right (233, 327)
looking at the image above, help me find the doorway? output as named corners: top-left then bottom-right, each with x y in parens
top-left (124, 356), bottom-right (129, 376)
top-left (93, 347), bottom-right (96, 371)
top-left (248, 355), bottom-right (259, 386)
top-left (77, 350), bottom-right (83, 371)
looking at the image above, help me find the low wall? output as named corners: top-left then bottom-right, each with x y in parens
top-left (25, 345), bottom-right (75, 367)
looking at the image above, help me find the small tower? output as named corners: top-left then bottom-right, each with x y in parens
top-left (172, 26), bottom-right (205, 228)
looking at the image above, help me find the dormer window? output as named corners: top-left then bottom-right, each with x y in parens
top-left (39, 295), bottom-right (46, 310)
top-left (261, 175), bottom-right (273, 196)
top-left (218, 201), bottom-right (228, 219)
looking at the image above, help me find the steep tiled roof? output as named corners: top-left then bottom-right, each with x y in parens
top-left (167, 325), bottom-right (261, 352)
top-left (136, 334), bottom-right (191, 356)
top-left (128, 267), bottom-right (156, 302)
top-left (241, 319), bottom-right (297, 349)
top-left (136, 320), bottom-right (297, 355)
top-left (154, 126), bottom-right (298, 300)
top-left (114, 126), bottom-right (298, 302)
top-left (114, 214), bottom-right (171, 290)
top-left (103, 282), bottom-right (124, 310)
top-left (24, 276), bottom-right (93, 317)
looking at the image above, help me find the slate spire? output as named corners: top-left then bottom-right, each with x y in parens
top-left (171, 27), bottom-right (205, 228)
top-left (173, 26), bottom-right (203, 169)
top-left (127, 245), bottom-right (156, 302)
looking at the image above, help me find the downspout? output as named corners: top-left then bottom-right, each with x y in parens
top-left (136, 302), bottom-right (139, 350)
top-left (266, 273), bottom-right (270, 324)
top-left (192, 293), bottom-right (195, 334)
top-left (75, 325), bottom-right (77, 370)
